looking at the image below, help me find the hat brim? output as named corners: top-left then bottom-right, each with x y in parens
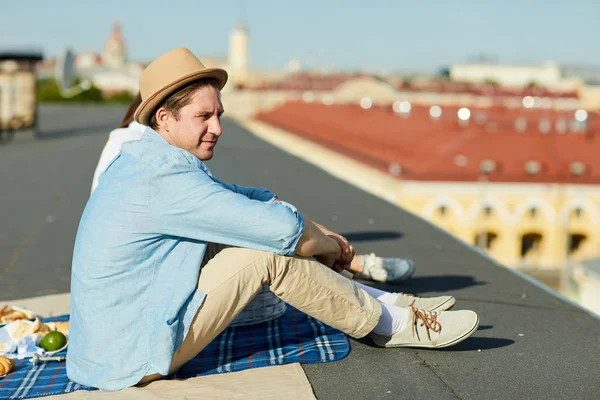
top-left (134, 68), bottom-right (228, 126)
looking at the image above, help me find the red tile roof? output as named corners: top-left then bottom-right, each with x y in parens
top-left (256, 101), bottom-right (600, 184)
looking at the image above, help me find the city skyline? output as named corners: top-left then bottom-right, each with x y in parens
top-left (2, 0), bottom-right (599, 72)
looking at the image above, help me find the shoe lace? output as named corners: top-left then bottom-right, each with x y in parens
top-left (409, 300), bottom-right (441, 341)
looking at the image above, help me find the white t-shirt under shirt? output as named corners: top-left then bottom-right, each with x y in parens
top-left (91, 121), bottom-right (146, 194)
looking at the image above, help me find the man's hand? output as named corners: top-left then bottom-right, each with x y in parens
top-left (316, 246), bottom-right (342, 270)
top-left (327, 232), bottom-right (354, 266)
top-left (310, 223), bottom-right (354, 270)
top-left (283, 204), bottom-right (353, 272)
top-left (310, 221), bottom-right (355, 270)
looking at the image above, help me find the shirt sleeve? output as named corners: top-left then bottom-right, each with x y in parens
top-left (149, 158), bottom-right (303, 256)
top-left (210, 177), bottom-right (278, 202)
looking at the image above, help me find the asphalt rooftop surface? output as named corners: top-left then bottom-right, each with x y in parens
top-left (1, 105), bottom-right (599, 399)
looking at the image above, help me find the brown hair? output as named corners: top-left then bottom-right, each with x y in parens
top-left (119, 93), bottom-right (142, 128)
top-left (118, 93), bottom-right (143, 128)
top-left (148, 78), bottom-right (220, 130)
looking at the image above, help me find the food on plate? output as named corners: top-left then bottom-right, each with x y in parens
top-left (53, 321), bottom-right (69, 335)
top-left (11, 318), bottom-right (40, 339)
top-left (0, 305), bottom-right (35, 324)
top-left (35, 322), bottom-right (52, 334)
top-left (0, 356), bottom-right (15, 376)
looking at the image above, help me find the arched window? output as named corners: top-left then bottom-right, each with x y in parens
top-left (570, 208), bottom-right (584, 219)
top-left (521, 232), bottom-right (543, 261)
top-left (568, 233), bottom-right (587, 258)
top-left (474, 231), bottom-right (498, 251)
top-left (435, 205), bottom-right (447, 217)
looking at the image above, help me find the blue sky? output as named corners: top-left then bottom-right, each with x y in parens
top-left (2, 0), bottom-right (599, 72)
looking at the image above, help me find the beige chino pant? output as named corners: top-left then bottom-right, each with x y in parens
top-left (140, 244), bottom-right (381, 384)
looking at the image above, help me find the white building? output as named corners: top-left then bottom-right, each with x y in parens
top-left (102, 21), bottom-right (126, 68)
top-left (450, 61), bottom-right (581, 90)
top-left (228, 22), bottom-right (250, 84)
top-left (88, 67), bottom-right (139, 95)
top-left (71, 21), bottom-right (140, 95)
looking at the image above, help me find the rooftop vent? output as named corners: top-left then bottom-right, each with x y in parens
top-left (556, 118), bottom-right (568, 134)
top-left (393, 100), bottom-right (411, 117)
top-left (388, 163), bottom-right (402, 176)
top-left (570, 161), bottom-right (586, 176)
top-left (522, 96), bottom-right (535, 109)
top-left (515, 117), bottom-right (527, 132)
top-left (454, 154), bottom-right (468, 167)
top-left (360, 97), bottom-right (372, 110)
top-left (475, 112), bottom-right (488, 125)
top-left (539, 117), bottom-right (551, 134)
top-left (573, 109), bottom-right (588, 132)
top-left (575, 110), bottom-right (588, 122)
top-left (525, 160), bottom-right (542, 175)
top-left (429, 105), bottom-right (442, 120)
top-left (480, 159), bottom-right (496, 175)
top-left (458, 107), bottom-right (471, 126)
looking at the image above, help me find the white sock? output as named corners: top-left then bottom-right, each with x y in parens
top-left (354, 281), bottom-right (398, 305)
top-left (372, 303), bottom-right (409, 336)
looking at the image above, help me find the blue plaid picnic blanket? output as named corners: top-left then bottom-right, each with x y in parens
top-left (0, 307), bottom-right (350, 399)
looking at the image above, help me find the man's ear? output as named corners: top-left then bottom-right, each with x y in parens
top-left (155, 108), bottom-right (170, 131)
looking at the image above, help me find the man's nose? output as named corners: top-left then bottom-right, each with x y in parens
top-left (209, 117), bottom-right (223, 136)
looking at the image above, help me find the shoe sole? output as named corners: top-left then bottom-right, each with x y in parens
top-left (372, 313), bottom-right (480, 349)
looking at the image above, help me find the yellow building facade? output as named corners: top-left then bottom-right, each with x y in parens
top-left (394, 181), bottom-right (600, 285)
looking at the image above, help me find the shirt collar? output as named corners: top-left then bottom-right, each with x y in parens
top-left (139, 127), bottom-right (212, 175)
top-left (142, 126), bottom-right (170, 145)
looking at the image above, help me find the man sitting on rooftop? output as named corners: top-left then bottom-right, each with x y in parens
top-left (89, 93), bottom-right (418, 285)
top-left (67, 47), bottom-right (479, 391)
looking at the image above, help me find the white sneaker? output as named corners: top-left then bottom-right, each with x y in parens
top-left (394, 293), bottom-right (455, 312)
top-left (355, 253), bottom-right (415, 283)
top-left (371, 303), bottom-right (479, 349)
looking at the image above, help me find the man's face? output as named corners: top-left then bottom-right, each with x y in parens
top-left (160, 85), bottom-right (224, 160)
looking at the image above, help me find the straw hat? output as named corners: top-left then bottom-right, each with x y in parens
top-left (134, 47), bottom-right (228, 125)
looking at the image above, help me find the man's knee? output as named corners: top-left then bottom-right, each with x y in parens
top-left (200, 247), bottom-right (276, 285)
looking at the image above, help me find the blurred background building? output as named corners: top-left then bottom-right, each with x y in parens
top-left (0, 49), bottom-right (42, 131)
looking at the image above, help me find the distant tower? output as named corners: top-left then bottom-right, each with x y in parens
top-left (102, 21), bottom-right (126, 68)
top-left (228, 21), bottom-right (249, 83)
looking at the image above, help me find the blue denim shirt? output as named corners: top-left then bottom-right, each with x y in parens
top-left (67, 128), bottom-right (305, 391)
